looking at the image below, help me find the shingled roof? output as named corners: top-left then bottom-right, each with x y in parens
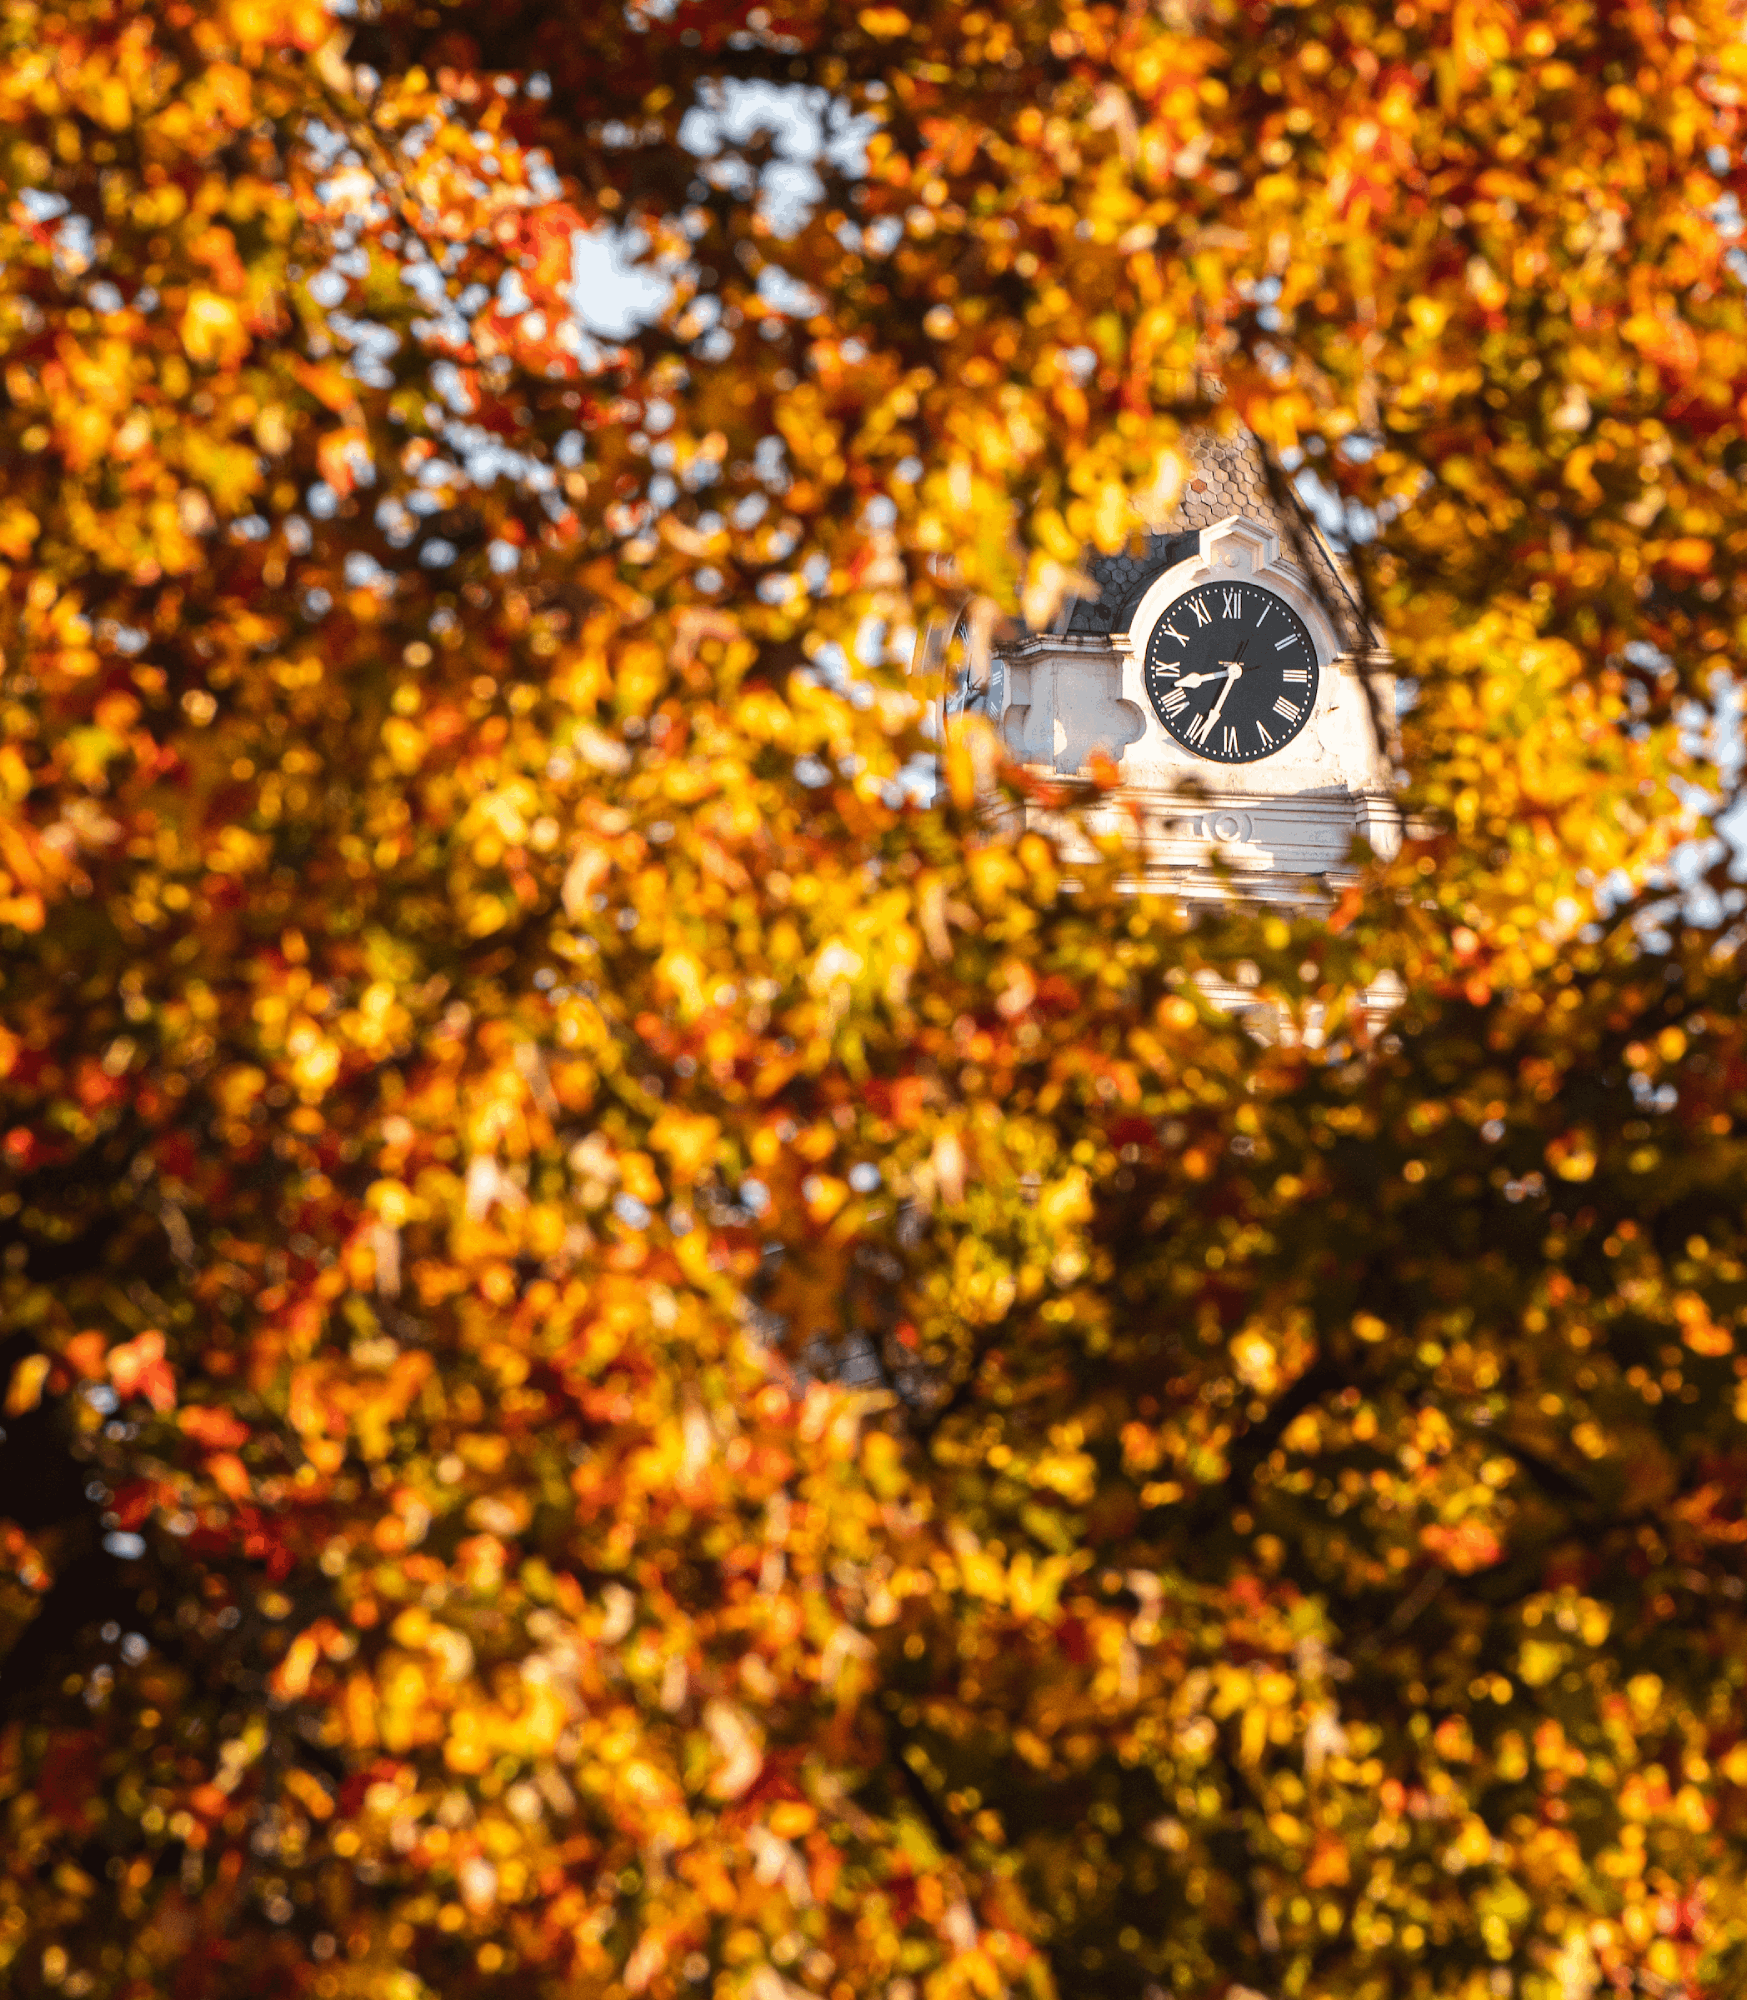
top-left (1058, 427), bottom-right (1367, 652)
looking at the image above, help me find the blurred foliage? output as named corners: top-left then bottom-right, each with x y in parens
top-left (2, 3), bottom-right (1747, 1999)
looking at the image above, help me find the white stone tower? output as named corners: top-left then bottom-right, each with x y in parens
top-left (978, 429), bottom-right (1400, 905)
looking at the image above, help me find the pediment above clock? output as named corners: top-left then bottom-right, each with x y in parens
top-left (1055, 426), bottom-right (1369, 658)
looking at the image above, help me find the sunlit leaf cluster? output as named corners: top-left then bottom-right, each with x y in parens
top-left (3, 3), bottom-right (1747, 2000)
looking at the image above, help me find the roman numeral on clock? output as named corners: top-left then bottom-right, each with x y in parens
top-left (1275, 633), bottom-right (1298, 651)
top-left (1256, 720), bottom-right (1275, 747)
top-left (1273, 695), bottom-right (1299, 719)
top-left (1222, 726), bottom-right (1239, 755)
top-left (1221, 589), bottom-right (1239, 618)
top-left (1189, 598), bottom-right (1212, 627)
top-left (1281, 667), bottom-right (1309, 684)
top-left (1161, 689), bottom-right (1187, 715)
top-left (1187, 711), bottom-right (1212, 744)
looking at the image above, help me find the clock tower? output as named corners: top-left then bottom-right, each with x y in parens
top-left (979, 428), bottom-right (1400, 903)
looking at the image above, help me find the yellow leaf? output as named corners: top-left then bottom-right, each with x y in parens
top-left (272, 1630), bottom-right (321, 1700)
top-left (381, 717), bottom-right (426, 773)
top-left (95, 76), bottom-right (131, 131)
top-left (943, 726), bottom-right (977, 811)
top-left (1409, 295), bottom-right (1449, 336)
top-left (283, 1766), bottom-right (334, 1820)
top-left (4, 1352), bottom-right (50, 1415)
top-left (1092, 480), bottom-right (1128, 553)
top-left (181, 291), bottom-right (248, 369)
top-left (207, 1451), bottom-right (252, 1501)
top-left (0, 501), bottom-right (39, 561)
top-left (804, 1173), bottom-right (848, 1223)
top-left (1038, 1168), bottom-right (1092, 1230)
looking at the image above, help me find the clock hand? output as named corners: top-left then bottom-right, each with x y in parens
top-left (1200, 659), bottom-right (1242, 736)
top-left (1175, 666), bottom-right (1232, 689)
top-left (1200, 637), bottom-right (1251, 678)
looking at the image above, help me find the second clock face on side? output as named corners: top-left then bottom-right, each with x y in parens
top-left (1143, 581), bottom-right (1320, 764)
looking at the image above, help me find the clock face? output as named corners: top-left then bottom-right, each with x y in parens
top-left (1143, 581), bottom-right (1320, 764)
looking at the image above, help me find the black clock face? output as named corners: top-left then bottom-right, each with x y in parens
top-left (1143, 582), bottom-right (1319, 764)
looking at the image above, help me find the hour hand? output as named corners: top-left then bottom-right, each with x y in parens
top-left (1175, 666), bottom-right (1232, 689)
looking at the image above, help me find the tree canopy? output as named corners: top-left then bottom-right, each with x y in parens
top-left (4, 2), bottom-right (1747, 1998)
